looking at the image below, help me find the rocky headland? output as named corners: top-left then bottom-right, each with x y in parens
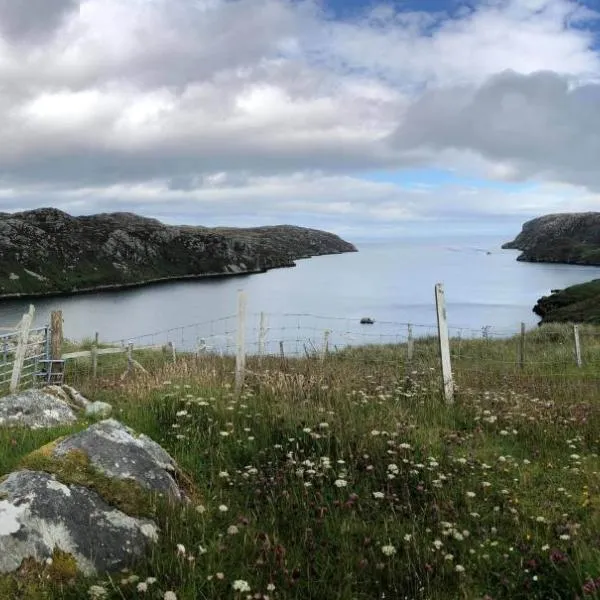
top-left (503, 213), bottom-right (600, 323)
top-left (0, 208), bottom-right (357, 298)
top-left (502, 212), bottom-right (600, 265)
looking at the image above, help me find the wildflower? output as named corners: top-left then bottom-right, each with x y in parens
top-left (318, 422), bottom-right (329, 429)
top-left (216, 572), bottom-right (225, 580)
top-left (227, 525), bottom-right (240, 535)
top-left (444, 554), bottom-right (454, 561)
top-left (137, 582), bottom-right (148, 592)
top-left (559, 534), bottom-right (570, 540)
top-left (218, 504), bottom-right (229, 512)
top-left (433, 540), bottom-right (443, 549)
top-left (399, 443), bottom-right (411, 449)
top-left (196, 505), bottom-right (206, 514)
top-left (164, 593), bottom-right (177, 600)
top-left (267, 583), bottom-right (276, 591)
top-left (88, 586), bottom-right (108, 600)
top-left (404, 534), bottom-right (412, 542)
top-left (455, 565), bottom-right (465, 573)
top-left (232, 580), bottom-right (251, 592)
top-left (219, 471), bottom-right (230, 479)
top-left (381, 545), bottom-right (397, 556)
top-left (466, 491), bottom-right (476, 498)
top-left (146, 577), bottom-right (157, 585)
top-left (373, 492), bottom-right (384, 499)
top-left (177, 544), bottom-right (186, 556)
top-left (334, 479), bottom-right (348, 488)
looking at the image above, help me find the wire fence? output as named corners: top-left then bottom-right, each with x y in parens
top-left (3, 291), bottom-right (600, 399)
top-left (55, 306), bottom-right (600, 396)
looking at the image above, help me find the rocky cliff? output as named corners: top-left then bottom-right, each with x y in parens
top-left (533, 279), bottom-right (600, 324)
top-left (502, 213), bottom-right (600, 265)
top-left (0, 208), bottom-right (357, 298)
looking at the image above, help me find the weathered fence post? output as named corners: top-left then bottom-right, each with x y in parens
top-left (10, 305), bottom-right (35, 393)
top-left (435, 284), bottom-right (454, 404)
top-left (321, 329), bottom-right (330, 360)
top-left (407, 324), bottom-right (414, 365)
top-left (50, 310), bottom-right (63, 362)
top-left (519, 322), bottom-right (526, 370)
top-left (279, 341), bottom-right (285, 360)
top-left (91, 332), bottom-right (99, 379)
top-left (258, 312), bottom-right (267, 356)
top-left (235, 290), bottom-right (247, 394)
top-left (127, 342), bottom-right (134, 374)
top-left (574, 324), bottom-right (582, 368)
top-left (167, 341), bottom-right (176, 363)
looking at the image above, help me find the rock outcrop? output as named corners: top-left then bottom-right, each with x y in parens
top-left (0, 470), bottom-right (158, 575)
top-left (502, 213), bottom-right (600, 265)
top-left (0, 386), bottom-right (111, 428)
top-left (0, 416), bottom-right (186, 576)
top-left (0, 208), bottom-right (358, 298)
top-left (533, 279), bottom-right (600, 324)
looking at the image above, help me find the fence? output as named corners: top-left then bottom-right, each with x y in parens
top-left (3, 286), bottom-right (600, 403)
top-left (0, 306), bottom-right (50, 395)
top-left (50, 286), bottom-right (600, 404)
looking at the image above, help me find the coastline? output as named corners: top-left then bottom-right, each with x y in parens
top-left (0, 266), bottom-right (283, 302)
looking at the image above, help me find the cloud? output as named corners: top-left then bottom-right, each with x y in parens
top-left (390, 70), bottom-right (600, 190)
top-left (0, 0), bottom-right (79, 43)
top-left (0, 0), bottom-right (598, 228)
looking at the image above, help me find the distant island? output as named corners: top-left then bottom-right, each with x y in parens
top-left (0, 208), bottom-right (357, 298)
top-left (503, 213), bottom-right (600, 323)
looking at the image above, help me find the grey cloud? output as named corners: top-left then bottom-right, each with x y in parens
top-left (391, 70), bottom-right (600, 190)
top-left (0, 0), bottom-right (79, 43)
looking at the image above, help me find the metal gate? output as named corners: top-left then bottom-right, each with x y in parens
top-left (0, 325), bottom-right (50, 395)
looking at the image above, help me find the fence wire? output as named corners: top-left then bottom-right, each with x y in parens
top-left (48, 309), bottom-right (600, 394)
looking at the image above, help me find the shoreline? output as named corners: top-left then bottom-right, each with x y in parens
top-left (0, 265), bottom-right (289, 302)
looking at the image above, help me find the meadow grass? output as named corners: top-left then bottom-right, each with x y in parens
top-left (2, 326), bottom-right (600, 599)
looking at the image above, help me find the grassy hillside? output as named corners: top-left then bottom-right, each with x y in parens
top-left (534, 279), bottom-right (600, 324)
top-left (2, 328), bottom-right (600, 599)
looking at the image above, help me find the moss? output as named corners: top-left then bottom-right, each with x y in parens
top-left (0, 549), bottom-right (85, 599)
top-left (19, 447), bottom-right (160, 520)
top-left (46, 550), bottom-right (78, 584)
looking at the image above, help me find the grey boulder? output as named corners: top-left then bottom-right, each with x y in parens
top-left (51, 419), bottom-right (182, 500)
top-left (0, 470), bottom-right (158, 575)
top-left (0, 388), bottom-right (77, 429)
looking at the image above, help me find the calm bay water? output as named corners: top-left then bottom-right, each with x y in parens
top-left (1, 235), bottom-right (600, 352)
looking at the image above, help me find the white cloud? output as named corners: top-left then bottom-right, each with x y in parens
top-left (0, 0), bottom-right (598, 228)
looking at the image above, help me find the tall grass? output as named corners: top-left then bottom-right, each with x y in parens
top-left (2, 326), bottom-right (600, 599)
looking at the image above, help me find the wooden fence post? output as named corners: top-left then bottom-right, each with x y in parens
top-left (235, 291), bottom-right (247, 394)
top-left (127, 342), bottom-right (134, 374)
top-left (258, 312), bottom-right (267, 356)
top-left (50, 310), bottom-right (63, 362)
top-left (167, 341), bottom-right (176, 363)
top-left (407, 324), bottom-right (414, 365)
top-left (574, 324), bottom-right (582, 368)
top-left (10, 305), bottom-right (35, 393)
top-left (91, 332), bottom-right (99, 379)
top-left (321, 329), bottom-right (330, 360)
top-left (435, 284), bottom-right (454, 404)
top-left (519, 322), bottom-right (526, 370)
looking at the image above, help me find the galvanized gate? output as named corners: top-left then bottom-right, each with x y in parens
top-left (0, 318), bottom-right (51, 396)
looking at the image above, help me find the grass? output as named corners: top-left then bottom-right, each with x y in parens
top-left (2, 325), bottom-right (600, 599)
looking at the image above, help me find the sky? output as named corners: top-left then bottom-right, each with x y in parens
top-left (0, 0), bottom-right (599, 239)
